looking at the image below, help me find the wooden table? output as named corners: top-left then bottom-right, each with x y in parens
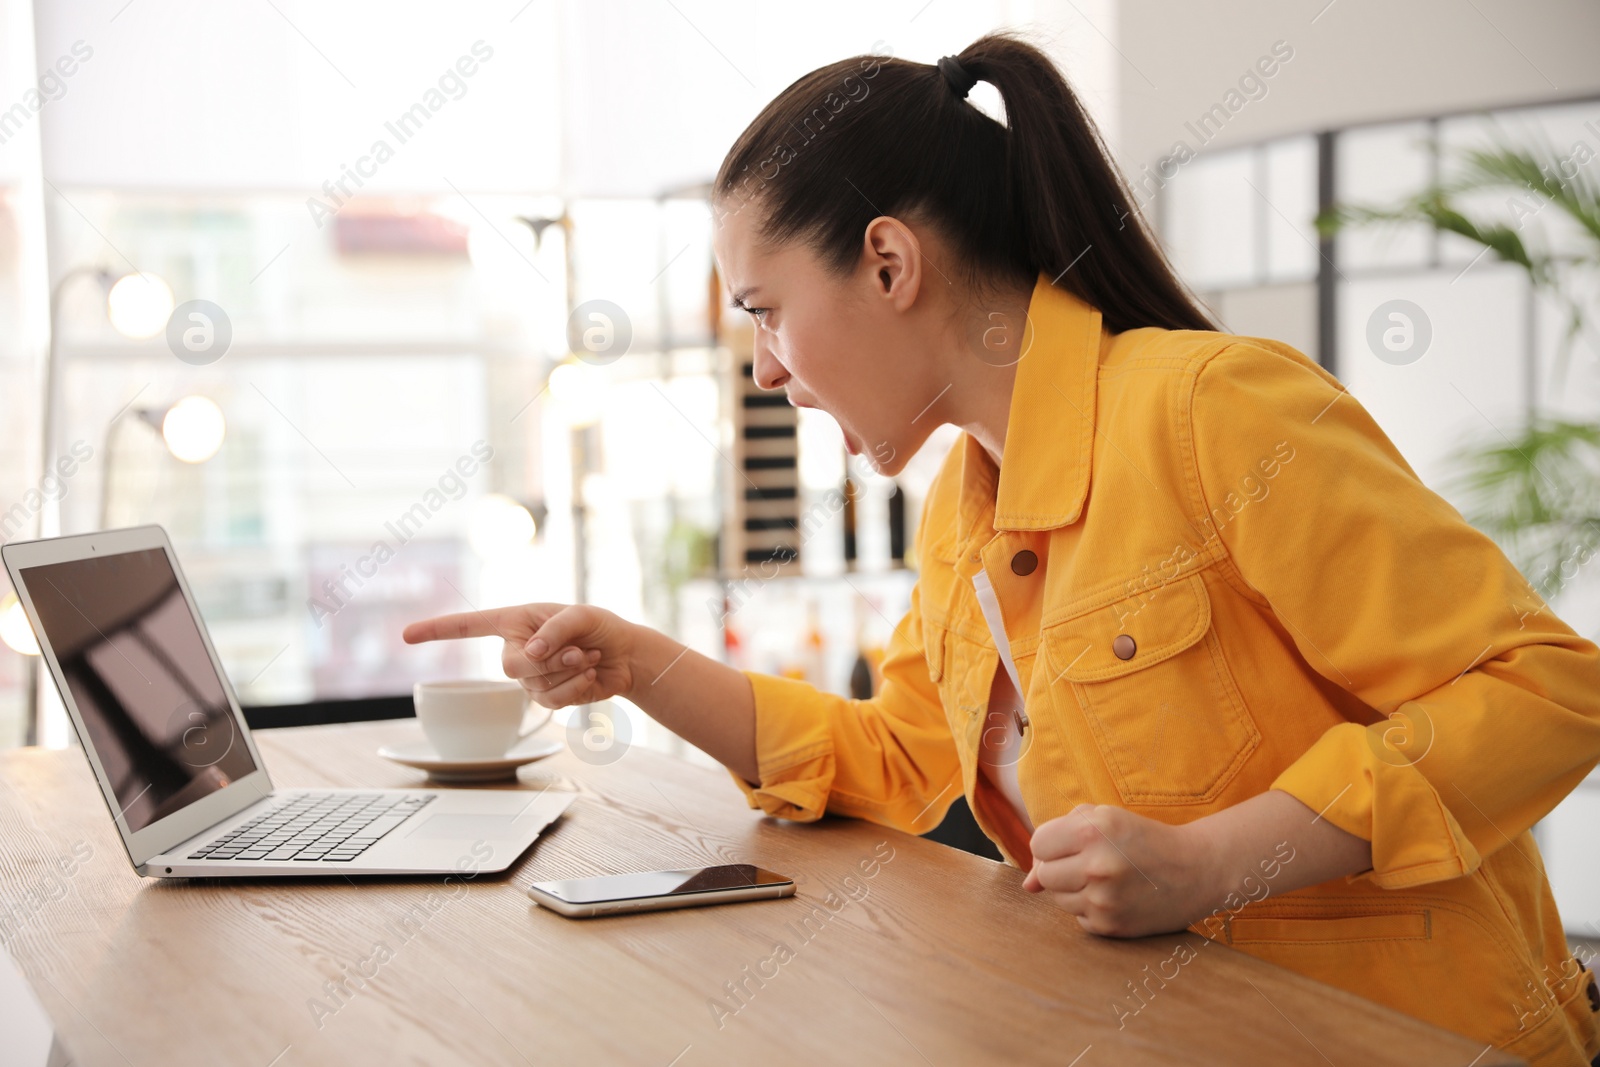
top-left (0, 716), bottom-right (1522, 1067)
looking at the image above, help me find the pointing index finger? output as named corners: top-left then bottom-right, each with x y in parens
top-left (402, 607), bottom-right (526, 644)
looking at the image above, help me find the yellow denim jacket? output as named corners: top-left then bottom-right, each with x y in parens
top-left (729, 273), bottom-right (1600, 1066)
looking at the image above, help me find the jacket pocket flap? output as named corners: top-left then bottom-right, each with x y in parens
top-left (1228, 910), bottom-right (1431, 944)
top-left (1043, 573), bottom-right (1211, 683)
top-left (922, 615), bottom-right (947, 683)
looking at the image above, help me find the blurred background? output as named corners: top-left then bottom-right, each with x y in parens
top-left (0, 0), bottom-right (1597, 925)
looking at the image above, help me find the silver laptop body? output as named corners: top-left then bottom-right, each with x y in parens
top-left (2, 525), bottom-right (572, 879)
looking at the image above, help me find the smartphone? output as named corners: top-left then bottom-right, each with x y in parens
top-left (527, 863), bottom-right (795, 918)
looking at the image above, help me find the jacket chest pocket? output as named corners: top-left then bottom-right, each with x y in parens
top-left (922, 600), bottom-right (949, 684)
top-left (921, 614), bottom-right (984, 724)
top-left (920, 600), bottom-right (1001, 759)
top-left (917, 536), bottom-right (970, 687)
top-left (1041, 572), bottom-right (1259, 805)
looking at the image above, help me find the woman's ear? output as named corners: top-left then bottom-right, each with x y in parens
top-left (861, 216), bottom-right (923, 312)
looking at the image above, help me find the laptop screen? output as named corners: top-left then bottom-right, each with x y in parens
top-left (20, 547), bottom-right (259, 833)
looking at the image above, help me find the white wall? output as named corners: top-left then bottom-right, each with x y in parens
top-left (25, 0), bottom-right (1118, 199)
top-left (1115, 0), bottom-right (1600, 171)
top-left (28, 0), bottom-right (562, 193)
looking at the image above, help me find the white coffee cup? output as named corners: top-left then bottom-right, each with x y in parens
top-left (413, 680), bottom-right (553, 760)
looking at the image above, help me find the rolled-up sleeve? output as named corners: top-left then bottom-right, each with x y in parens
top-left (727, 577), bottom-right (963, 833)
top-left (1190, 341), bottom-right (1600, 890)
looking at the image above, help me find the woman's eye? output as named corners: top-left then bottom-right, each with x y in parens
top-left (741, 306), bottom-right (769, 321)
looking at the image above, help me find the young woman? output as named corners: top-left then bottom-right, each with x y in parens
top-left (405, 34), bottom-right (1600, 1067)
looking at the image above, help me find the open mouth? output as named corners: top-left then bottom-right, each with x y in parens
top-left (795, 398), bottom-right (860, 456)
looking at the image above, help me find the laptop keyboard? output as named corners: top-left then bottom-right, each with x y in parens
top-left (186, 791), bottom-right (437, 863)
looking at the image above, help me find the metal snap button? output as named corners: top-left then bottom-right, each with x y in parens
top-left (1010, 550), bottom-right (1037, 576)
top-left (1112, 634), bottom-right (1136, 660)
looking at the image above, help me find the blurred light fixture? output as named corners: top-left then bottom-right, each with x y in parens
top-left (100, 397), bottom-right (228, 529)
top-left (0, 593), bottom-right (40, 657)
top-left (105, 272), bottom-right (175, 339)
top-left (158, 396), bottom-right (227, 463)
top-left (468, 494), bottom-right (537, 558)
top-left (546, 361), bottom-right (603, 427)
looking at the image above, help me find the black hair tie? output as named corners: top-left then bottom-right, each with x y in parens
top-left (937, 55), bottom-right (977, 100)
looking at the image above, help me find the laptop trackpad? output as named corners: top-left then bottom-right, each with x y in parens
top-left (408, 813), bottom-right (521, 840)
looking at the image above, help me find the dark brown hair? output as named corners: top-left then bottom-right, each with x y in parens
top-left (713, 32), bottom-right (1217, 334)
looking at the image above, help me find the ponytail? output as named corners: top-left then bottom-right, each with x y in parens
top-left (714, 32), bottom-right (1217, 335)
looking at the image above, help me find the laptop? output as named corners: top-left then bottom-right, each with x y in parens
top-left (2, 525), bottom-right (574, 879)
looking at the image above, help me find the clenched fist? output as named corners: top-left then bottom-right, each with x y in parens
top-left (1023, 803), bottom-right (1221, 938)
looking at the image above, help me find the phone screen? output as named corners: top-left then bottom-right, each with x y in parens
top-left (532, 864), bottom-right (791, 905)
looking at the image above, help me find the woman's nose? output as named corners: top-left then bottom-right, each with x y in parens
top-left (750, 333), bottom-right (789, 391)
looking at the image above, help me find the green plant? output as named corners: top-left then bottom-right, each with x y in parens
top-left (1316, 128), bottom-right (1600, 597)
top-left (1451, 418), bottom-right (1600, 597)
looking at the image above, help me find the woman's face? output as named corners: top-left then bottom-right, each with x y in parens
top-left (711, 203), bottom-right (948, 478)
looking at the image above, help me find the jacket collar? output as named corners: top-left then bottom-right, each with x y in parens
top-left (954, 272), bottom-right (1103, 538)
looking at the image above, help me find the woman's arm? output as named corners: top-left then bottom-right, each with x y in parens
top-left (620, 622), bottom-right (760, 783)
top-left (1194, 787), bottom-right (1373, 898)
top-left (1186, 341), bottom-right (1600, 889)
top-left (403, 603), bottom-right (760, 781)
top-left (404, 583), bottom-right (963, 831)
top-left (1024, 789), bottom-right (1372, 937)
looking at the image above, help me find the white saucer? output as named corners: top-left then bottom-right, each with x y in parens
top-left (378, 735), bottom-right (565, 783)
